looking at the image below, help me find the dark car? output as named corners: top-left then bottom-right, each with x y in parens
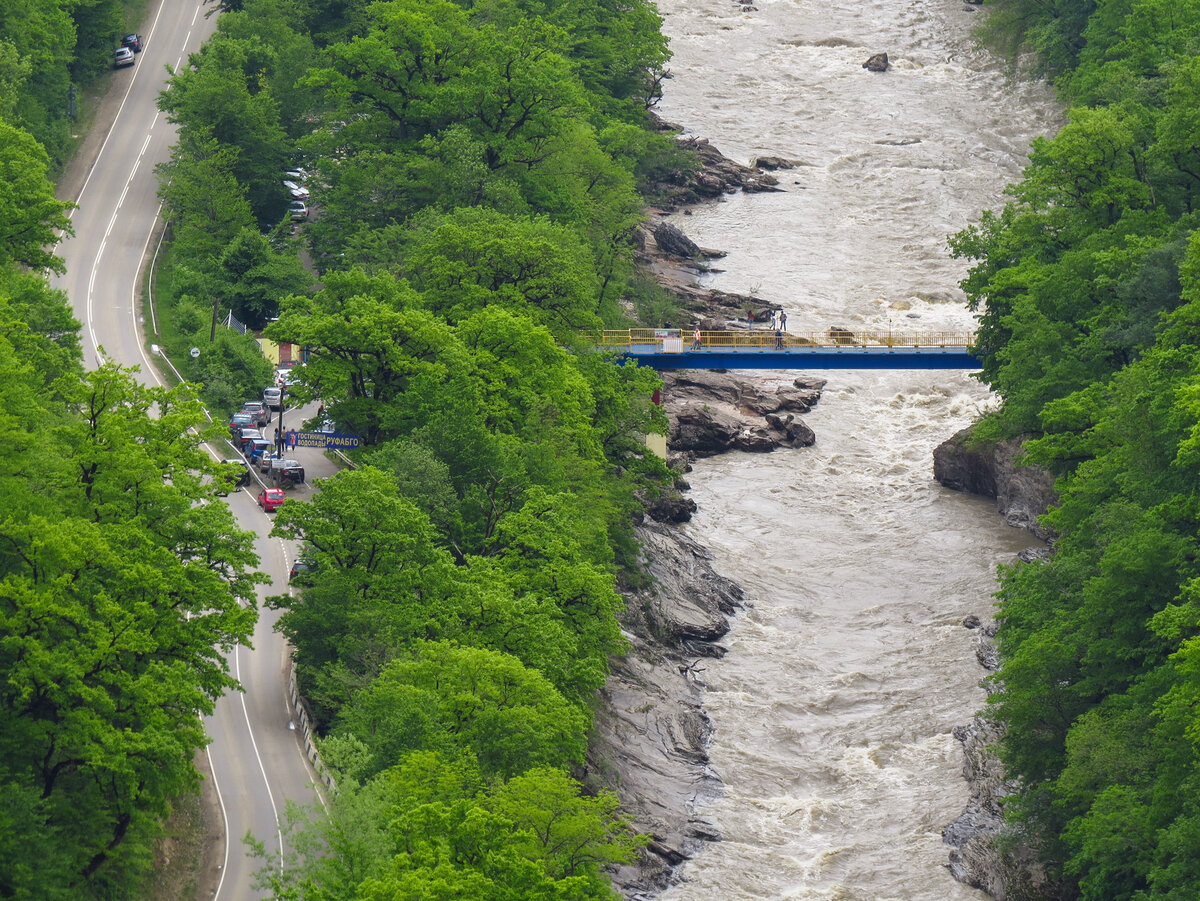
top-left (229, 412), bottom-right (254, 437)
top-left (238, 427), bottom-right (264, 453)
top-left (216, 458), bottom-right (252, 495)
top-left (289, 557), bottom-right (316, 584)
top-left (113, 47), bottom-right (135, 67)
top-left (122, 33), bottom-right (144, 52)
top-left (270, 457), bottom-right (305, 484)
top-left (241, 401), bottom-right (272, 427)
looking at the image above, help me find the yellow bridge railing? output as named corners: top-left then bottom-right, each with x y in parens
top-left (598, 328), bottom-right (976, 351)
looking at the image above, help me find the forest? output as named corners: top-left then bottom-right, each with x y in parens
top-left (18, 0), bottom-right (1200, 894)
top-left (954, 0), bottom-right (1200, 897)
top-left (0, 0), bottom-right (693, 896)
top-left (0, 2), bottom-right (272, 899)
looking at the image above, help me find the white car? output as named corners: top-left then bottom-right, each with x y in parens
top-left (283, 179), bottom-right (309, 200)
top-left (288, 201), bottom-right (307, 221)
top-left (263, 386), bottom-right (284, 410)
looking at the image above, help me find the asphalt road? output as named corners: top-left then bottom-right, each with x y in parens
top-left (50, 3), bottom-right (329, 897)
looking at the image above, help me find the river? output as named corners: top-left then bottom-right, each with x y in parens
top-left (651, 0), bottom-right (1061, 898)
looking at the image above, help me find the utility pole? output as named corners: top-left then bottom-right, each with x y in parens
top-left (276, 378), bottom-right (286, 461)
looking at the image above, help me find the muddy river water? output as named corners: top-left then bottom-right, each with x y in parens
top-left (651, 0), bottom-right (1061, 897)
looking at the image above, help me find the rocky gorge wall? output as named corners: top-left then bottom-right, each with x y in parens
top-left (590, 134), bottom-right (828, 896)
top-left (593, 370), bottom-right (828, 897)
top-left (934, 426), bottom-right (1060, 900)
top-left (933, 427), bottom-right (1058, 542)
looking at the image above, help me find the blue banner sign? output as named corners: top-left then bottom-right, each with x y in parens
top-left (297, 431), bottom-right (361, 449)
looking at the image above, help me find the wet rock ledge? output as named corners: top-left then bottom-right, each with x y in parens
top-left (591, 519), bottom-right (742, 896)
top-left (933, 426), bottom-right (1058, 541)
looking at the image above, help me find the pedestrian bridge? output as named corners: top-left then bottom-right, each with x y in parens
top-left (598, 328), bottom-right (981, 370)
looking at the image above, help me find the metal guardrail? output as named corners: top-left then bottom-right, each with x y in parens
top-left (598, 328), bottom-right (975, 351)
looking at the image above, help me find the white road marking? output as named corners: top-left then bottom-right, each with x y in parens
top-left (234, 638), bottom-right (287, 872)
top-left (204, 744), bottom-right (233, 901)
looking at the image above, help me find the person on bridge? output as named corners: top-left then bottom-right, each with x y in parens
top-left (692, 327), bottom-right (702, 350)
top-left (775, 327), bottom-right (785, 350)
top-left (780, 310), bottom-right (788, 331)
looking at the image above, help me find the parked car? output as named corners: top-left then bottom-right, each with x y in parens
top-left (238, 427), bottom-right (264, 452)
top-left (216, 458), bottom-right (251, 495)
top-left (289, 555), bottom-right (316, 583)
top-left (288, 201), bottom-right (307, 221)
top-left (241, 401), bottom-right (271, 427)
top-left (113, 47), bottom-right (135, 67)
top-left (229, 411), bottom-right (254, 437)
top-left (122, 33), bottom-right (144, 52)
top-left (275, 366), bottom-right (300, 387)
top-left (283, 179), bottom-right (309, 200)
top-left (285, 168), bottom-right (308, 183)
top-left (245, 437), bottom-right (273, 463)
top-left (263, 386), bottom-right (284, 410)
top-left (259, 450), bottom-right (283, 473)
top-left (270, 457), bottom-right (305, 484)
top-left (258, 488), bottom-right (286, 512)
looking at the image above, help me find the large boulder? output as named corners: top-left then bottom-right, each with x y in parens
top-left (644, 490), bottom-right (699, 523)
top-left (751, 155), bottom-right (797, 170)
top-left (653, 221), bottom-right (703, 258)
top-left (863, 52), bottom-right (889, 72)
top-left (671, 406), bottom-right (746, 454)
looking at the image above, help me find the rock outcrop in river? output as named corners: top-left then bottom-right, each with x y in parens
top-left (662, 370), bottom-right (823, 459)
top-left (933, 426), bottom-right (1058, 541)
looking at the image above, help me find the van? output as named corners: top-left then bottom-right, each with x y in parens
top-left (263, 386), bottom-right (283, 410)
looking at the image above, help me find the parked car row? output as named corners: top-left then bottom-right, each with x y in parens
top-left (285, 167), bottom-right (311, 220)
top-left (113, 33), bottom-right (143, 67)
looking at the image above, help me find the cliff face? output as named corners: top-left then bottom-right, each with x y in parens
top-left (933, 427), bottom-right (1058, 541)
top-left (934, 426), bottom-right (1059, 900)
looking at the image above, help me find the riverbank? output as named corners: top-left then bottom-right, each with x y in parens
top-left (934, 429), bottom-right (1057, 900)
top-left (590, 131), bottom-right (831, 895)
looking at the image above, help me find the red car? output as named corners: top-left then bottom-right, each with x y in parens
top-left (258, 488), bottom-right (286, 512)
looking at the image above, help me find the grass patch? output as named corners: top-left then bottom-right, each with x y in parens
top-left (142, 236), bottom-right (275, 418)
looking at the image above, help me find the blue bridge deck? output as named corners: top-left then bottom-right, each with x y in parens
top-left (601, 329), bottom-right (981, 370)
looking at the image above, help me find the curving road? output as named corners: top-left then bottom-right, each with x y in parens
top-left (51, 2), bottom-right (324, 898)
